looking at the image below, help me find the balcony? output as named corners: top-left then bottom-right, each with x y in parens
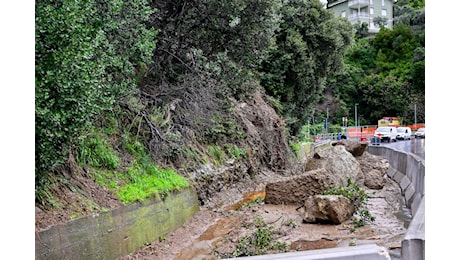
top-left (348, 0), bottom-right (369, 9)
top-left (348, 12), bottom-right (370, 23)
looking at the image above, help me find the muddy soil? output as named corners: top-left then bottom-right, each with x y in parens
top-left (118, 174), bottom-right (408, 260)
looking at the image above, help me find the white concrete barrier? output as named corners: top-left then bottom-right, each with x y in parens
top-left (367, 146), bottom-right (425, 260)
top-left (223, 244), bottom-right (391, 260)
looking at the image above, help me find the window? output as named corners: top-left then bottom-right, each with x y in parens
top-left (370, 7), bottom-right (374, 15)
top-left (382, 9), bottom-right (387, 16)
top-left (370, 0), bottom-right (373, 4)
top-left (342, 10), bottom-right (346, 17)
top-left (382, 0), bottom-right (384, 6)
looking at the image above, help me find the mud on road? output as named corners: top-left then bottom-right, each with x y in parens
top-left (118, 174), bottom-right (407, 260)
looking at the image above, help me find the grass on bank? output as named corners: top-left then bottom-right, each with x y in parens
top-left (77, 130), bottom-right (189, 205)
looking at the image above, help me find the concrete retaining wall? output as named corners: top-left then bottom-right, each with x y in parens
top-left (35, 187), bottom-right (200, 260)
top-left (35, 145), bottom-right (424, 260)
top-left (367, 146), bottom-right (425, 260)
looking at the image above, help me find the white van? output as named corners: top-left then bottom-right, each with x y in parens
top-left (374, 126), bottom-right (397, 142)
top-left (396, 127), bottom-right (412, 140)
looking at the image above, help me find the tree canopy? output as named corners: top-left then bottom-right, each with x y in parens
top-left (35, 0), bottom-right (424, 205)
top-left (35, 0), bottom-right (158, 189)
top-left (324, 1), bottom-right (425, 126)
top-left (259, 0), bottom-right (353, 134)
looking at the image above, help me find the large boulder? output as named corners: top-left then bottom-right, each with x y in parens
top-left (265, 145), bottom-right (367, 206)
top-left (264, 168), bottom-right (335, 205)
top-left (303, 195), bottom-right (355, 224)
top-left (264, 142), bottom-right (391, 225)
top-left (356, 151), bottom-right (390, 190)
top-left (331, 139), bottom-right (368, 157)
top-left (305, 145), bottom-right (364, 186)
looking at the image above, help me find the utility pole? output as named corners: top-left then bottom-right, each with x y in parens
top-left (414, 102), bottom-right (417, 126)
top-left (354, 103), bottom-right (358, 129)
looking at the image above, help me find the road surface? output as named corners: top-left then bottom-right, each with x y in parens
top-left (378, 137), bottom-right (425, 160)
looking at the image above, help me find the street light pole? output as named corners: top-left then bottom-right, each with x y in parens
top-left (354, 103), bottom-right (358, 129)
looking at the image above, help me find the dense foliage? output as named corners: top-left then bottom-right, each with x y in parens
top-left (35, 0), bottom-right (157, 195)
top-left (259, 0), bottom-right (353, 135)
top-left (322, 0), bottom-right (425, 126)
top-left (35, 0), bottom-right (424, 206)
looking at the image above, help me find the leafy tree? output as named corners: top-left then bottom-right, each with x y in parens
top-left (358, 74), bottom-right (406, 123)
top-left (373, 16), bottom-right (388, 28)
top-left (394, 3), bottom-right (425, 29)
top-left (147, 0), bottom-right (282, 86)
top-left (373, 23), bottom-right (419, 75)
top-left (353, 22), bottom-right (369, 40)
top-left (259, 0), bottom-right (353, 135)
top-left (395, 0), bottom-right (424, 9)
top-left (326, 0), bottom-right (424, 126)
top-left (344, 38), bottom-right (376, 73)
top-left (106, 0), bottom-right (287, 168)
top-left (35, 0), bottom-right (157, 194)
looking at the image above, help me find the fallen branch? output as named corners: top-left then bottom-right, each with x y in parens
top-left (141, 112), bottom-right (168, 143)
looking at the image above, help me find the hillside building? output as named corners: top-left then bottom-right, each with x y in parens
top-left (327, 0), bottom-right (394, 34)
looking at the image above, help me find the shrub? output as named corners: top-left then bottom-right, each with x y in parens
top-left (35, 0), bottom-right (158, 197)
top-left (322, 178), bottom-right (375, 228)
top-left (76, 131), bottom-right (120, 169)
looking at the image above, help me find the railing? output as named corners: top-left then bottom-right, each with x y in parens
top-left (308, 124), bottom-right (425, 143)
top-left (349, 13), bottom-right (370, 19)
top-left (407, 123), bottom-right (425, 131)
top-left (309, 128), bottom-right (374, 143)
top-left (346, 125), bottom-right (377, 139)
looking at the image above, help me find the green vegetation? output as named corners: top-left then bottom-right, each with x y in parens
top-left (230, 215), bottom-right (289, 257)
top-left (289, 141), bottom-right (301, 156)
top-left (285, 219), bottom-right (298, 228)
top-left (76, 131), bottom-right (120, 170)
top-left (35, 0), bottom-right (158, 200)
top-left (322, 178), bottom-right (375, 230)
top-left (325, 0), bottom-right (424, 127)
top-left (224, 144), bottom-right (248, 160)
top-left (35, 0), bottom-right (423, 214)
top-left (206, 146), bottom-right (225, 167)
top-left (117, 163), bottom-right (189, 204)
top-left (235, 196), bottom-right (265, 211)
top-left (118, 134), bottom-right (189, 204)
top-left (259, 0), bottom-right (353, 135)
top-left (76, 130), bottom-right (189, 205)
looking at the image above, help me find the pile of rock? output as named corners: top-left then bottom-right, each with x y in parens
top-left (265, 139), bottom-right (390, 224)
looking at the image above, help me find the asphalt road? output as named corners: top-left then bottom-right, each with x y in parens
top-left (377, 137), bottom-right (425, 160)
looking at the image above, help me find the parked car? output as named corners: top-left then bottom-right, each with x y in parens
top-left (414, 128), bottom-right (425, 138)
top-left (396, 127), bottom-right (412, 140)
top-left (374, 126), bottom-right (397, 142)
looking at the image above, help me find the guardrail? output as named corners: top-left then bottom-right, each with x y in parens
top-left (294, 140), bottom-right (425, 260)
top-left (367, 146), bottom-right (425, 260)
top-left (310, 124), bottom-right (425, 142)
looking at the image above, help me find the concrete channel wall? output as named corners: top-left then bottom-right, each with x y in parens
top-left (35, 145), bottom-right (424, 260)
top-left (35, 187), bottom-right (200, 260)
top-left (367, 146), bottom-right (425, 260)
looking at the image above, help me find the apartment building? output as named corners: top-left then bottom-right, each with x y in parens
top-left (327, 0), bottom-right (394, 34)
